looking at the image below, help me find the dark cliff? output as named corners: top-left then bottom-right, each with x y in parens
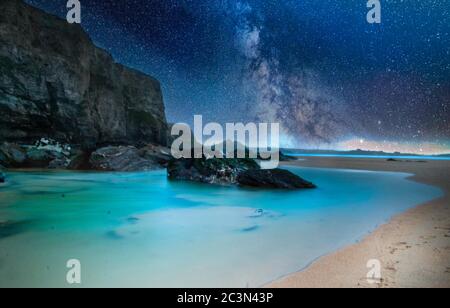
top-left (0, 0), bottom-right (168, 149)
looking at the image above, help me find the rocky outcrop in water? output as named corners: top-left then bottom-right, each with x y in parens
top-left (0, 142), bottom-right (26, 167)
top-left (237, 169), bottom-right (316, 189)
top-left (168, 157), bottom-right (260, 185)
top-left (0, 0), bottom-right (168, 149)
top-left (167, 157), bottom-right (316, 189)
top-left (89, 146), bottom-right (160, 172)
top-left (0, 140), bottom-right (171, 171)
top-left (0, 139), bottom-right (70, 168)
top-left (138, 144), bottom-right (172, 167)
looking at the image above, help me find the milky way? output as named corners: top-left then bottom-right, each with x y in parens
top-left (25, 0), bottom-right (450, 152)
top-left (231, 1), bottom-right (351, 147)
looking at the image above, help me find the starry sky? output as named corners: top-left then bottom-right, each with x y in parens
top-left (25, 0), bottom-right (450, 153)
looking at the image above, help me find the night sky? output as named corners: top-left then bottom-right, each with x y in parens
top-left (25, 0), bottom-right (450, 153)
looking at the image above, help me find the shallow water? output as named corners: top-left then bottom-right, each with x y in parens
top-left (0, 167), bottom-right (442, 287)
top-left (288, 153), bottom-right (450, 161)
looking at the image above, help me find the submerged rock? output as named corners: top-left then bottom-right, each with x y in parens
top-left (240, 225), bottom-right (260, 233)
top-left (127, 217), bottom-right (140, 224)
top-left (105, 230), bottom-right (126, 240)
top-left (90, 146), bottom-right (159, 172)
top-left (167, 157), bottom-right (260, 185)
top-left (0, 171), bottom-right (5, 183)
top-left (0, 220), bottom-right (29, 239)
top-left (237, 169), bottom-right (316, 189)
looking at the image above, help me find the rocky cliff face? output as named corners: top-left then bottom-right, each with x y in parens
top-left (0, 0), bottom-right (168, 150)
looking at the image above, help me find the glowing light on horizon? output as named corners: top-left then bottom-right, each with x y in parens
top-left (336, 138), bottom-right (450, 155)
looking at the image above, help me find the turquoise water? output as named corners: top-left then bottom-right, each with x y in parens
top-left (287, 153), bottom-right (450, 161)
top-left (0, 167), bottom-right (442, 287)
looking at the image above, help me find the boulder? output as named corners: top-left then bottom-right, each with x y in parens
top-left (0, 141), bottom-right (74, 169)
top-left (48, 158), bottom-right (71, 169)
top-left (67, 151), bottom-right (92, 170)
top-left (237, 169), bottom-right (316, 189)
top-left (167, 157), bottom-right (260, 185)
top-left (0, 142), bottom-right (26, 167)
top-left (89, 146), bottom-right (159, 172)
top-left (138, 144), bottom-right (172, 167)
top-left (24, 147), bottom-right (65, 168)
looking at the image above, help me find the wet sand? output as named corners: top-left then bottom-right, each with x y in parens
top-left (268, 157), bottom-right (450, 288)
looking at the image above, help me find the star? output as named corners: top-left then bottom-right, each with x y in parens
top-left (24, 0), bottom-right (450, 153)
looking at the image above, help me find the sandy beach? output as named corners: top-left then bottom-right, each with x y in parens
top-left (268, 157), bottom-right (450, 288)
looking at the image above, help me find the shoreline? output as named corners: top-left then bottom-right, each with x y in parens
top-left (267, 157), bottom-right (450, 288)
top-left (2, 157), bottom-right (449, 287)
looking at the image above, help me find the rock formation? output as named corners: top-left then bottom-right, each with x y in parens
top-left (0, 140), bottom-right (68, 168)
top-left (0, 0), bottom-right (314, 191)
top-left (0, 0), bottom-right (168, 150)
top-left (89, 146), bottom-right (160, 172)
top-left (237, 169), bottom-right (316, 189)
top-left (168, 157), bottom-right (260, 185)
top-left (0, 140), bottom-right (170, 171)
top-left (138, 144), bottom-right (172, 167)
top-left (168, 156), bottom-right (316, 189)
